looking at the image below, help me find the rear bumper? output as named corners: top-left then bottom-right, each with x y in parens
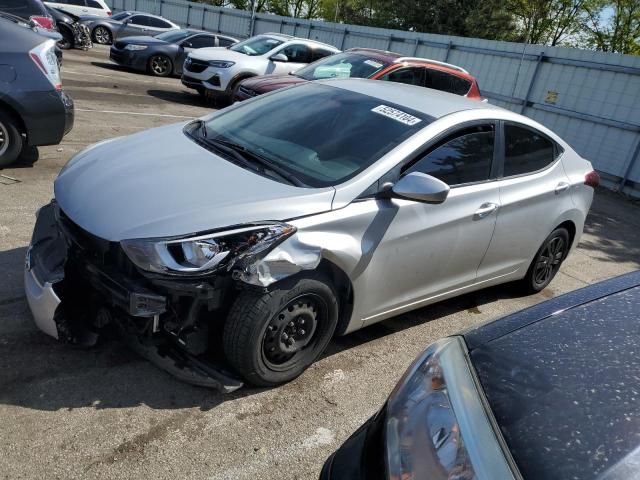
top-left (24, 261), bottom-right (61, 340)
top-left (20, 90), bottom-right (74, 146)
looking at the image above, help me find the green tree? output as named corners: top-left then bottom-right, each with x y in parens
top-left (581, 0), bottom-right (640, 53)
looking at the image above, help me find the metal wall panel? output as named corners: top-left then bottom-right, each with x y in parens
top-left (104, 0), bottom-right (640, 195)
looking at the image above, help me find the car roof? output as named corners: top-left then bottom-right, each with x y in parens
top-left (465, 271), bottom-right (640, 480)
top-left (318, 78), bottom-right (498, 118)
top-left (260, 32), bottom-right (338, 50)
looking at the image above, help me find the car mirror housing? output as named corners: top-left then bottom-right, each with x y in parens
top-left (182, 41), bottom-right (193, 48)
top-left (270, 53), bottom-right (288, 62)
top-left (391, 172), bottom-right (450, 204)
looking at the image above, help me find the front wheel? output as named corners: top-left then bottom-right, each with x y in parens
top-left (92, 26), bottom-right (112, 45)
top-left (223, 274), bottom-right (339, 387)
top-left (148, 55), bottom-right (173, 77)
top-left (58, 29), bottom-right (74, 50)
top-left (519, 227), bottom-right (570, 293)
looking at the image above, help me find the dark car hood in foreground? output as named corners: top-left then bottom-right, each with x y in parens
top-left (466, 271), bottom-right (640, 480)
top-left (240, 74), bottom-right (307, 93)
top-left (54, 123), bottom-right (335, 241)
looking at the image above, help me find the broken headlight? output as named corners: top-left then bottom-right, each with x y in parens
top-left (385, 338), bottom-right (477, 480)
top-left (120, 223), bottom-right (296, 276)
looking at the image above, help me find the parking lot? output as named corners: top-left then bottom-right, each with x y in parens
top-left (1, 45), bottom-right (640, 480)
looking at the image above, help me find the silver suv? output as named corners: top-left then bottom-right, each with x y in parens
top-left (25, 80), bottom-right (596, 391)
top-left (181, 33), bottom-right (339, 102)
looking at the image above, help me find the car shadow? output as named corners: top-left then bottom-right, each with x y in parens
top-left (147, 89), bottom-right (206, 107)
top-left (0, 147), bottom-right (40, 171)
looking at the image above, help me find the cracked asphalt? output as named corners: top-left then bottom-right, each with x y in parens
top-left (1, 45), bottom-right (639, 480)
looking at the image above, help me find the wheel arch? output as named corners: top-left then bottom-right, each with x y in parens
top-left (0, 99), bottom-right (26, 138)
top-left (555, 219), bottom-right (577, 250)
top-left (226, 72), bottom-right (257, 94)
top-left (315, 258), bottom-right (354, 337)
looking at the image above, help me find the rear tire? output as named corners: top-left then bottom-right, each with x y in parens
top-left (518, 227), bottom-right (570, 294)
top-left (0, 110), bottom-right (23, 168)
top-left (223, 274), bottom-right (339, 387)
top-left (92, 26), bottom-right (112, 45)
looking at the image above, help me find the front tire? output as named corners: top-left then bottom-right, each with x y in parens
top-left (58, 28), bottom-right (74, 50)
top-left (92, 26), bottom-right (112, 45)
top-left (519, 227), bottom-right (570, 293)
top-left (148, 55), bottom-right (173, 77)
top-left (0, 110), bottom-right (23, 168)
top-left (223, 274), bottom-right (339, 387)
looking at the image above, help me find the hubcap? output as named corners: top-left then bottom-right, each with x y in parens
top-left (262, 296), bottom-right (320, 367)
top-left (151, 56), bottom-right (169, 75)
top-left (534, 236), bottom-right (565, 285)
top-left (95, 27), bottom-right (109, 44)
top-left (0, 121), bottom-right (8, 157)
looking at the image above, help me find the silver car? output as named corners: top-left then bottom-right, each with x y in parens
top-left (24, 80), bottom-right (597, 390)
top-left (82, 10), bottom-right (179, 45)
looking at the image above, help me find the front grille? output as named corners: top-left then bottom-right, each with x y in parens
top-left (185, 58), bottom-right (209, 73)
top-left (238, 85), bottom-right (257, 97)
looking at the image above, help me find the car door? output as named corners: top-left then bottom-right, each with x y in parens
top-left (118, 14), bottom-right (148, 38)
top-left (176, 34), bottom-right (217, 74)
top-left (477, 122), bottom-right (573, 280)
top-left (271, 43), bottom-right (312, 74)
top-left (360, 122), bottom-right (501, 325)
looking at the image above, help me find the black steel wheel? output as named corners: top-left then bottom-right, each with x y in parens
top-left (520, 227), bottom-right (570, 293)
top-left (148, 55), bottom-right (173, 77)
top-left (92, 26), bottom-right (112, 45)
top-left (223, 274), bottom-right (339, 387)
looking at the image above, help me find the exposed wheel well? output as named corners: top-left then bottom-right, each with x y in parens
top-left (315, 259), bottom-right (354, 336)
top-left (555, 220), bottom-right (577, 250)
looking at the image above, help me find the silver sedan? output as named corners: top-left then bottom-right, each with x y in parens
top-left (25, 79), bottom-right (597, 390)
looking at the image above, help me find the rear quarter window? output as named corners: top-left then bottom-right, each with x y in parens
top-left (424, 69), bottom-right (472, 96)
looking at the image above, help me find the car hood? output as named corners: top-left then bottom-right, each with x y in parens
top-left (116, 35), bottom-right (166, 45)
top-left (241, 74), bottom-right (307, 92)
top-left (189, 47), bottom-right (248, 62)
top-left (54, 123), bottom-right (335, 242)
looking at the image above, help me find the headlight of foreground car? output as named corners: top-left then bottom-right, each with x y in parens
top-left (385, 338), bottom-right (477, 479)
top-left (124, 44), bottom-right (147, 51)
top-left (121, 223), bottom-right (295, 275)
top-left (208, 60), bottom-right (235, 68)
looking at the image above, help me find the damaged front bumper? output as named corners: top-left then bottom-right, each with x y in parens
top-left (24, 202), bottom-right (243, 392)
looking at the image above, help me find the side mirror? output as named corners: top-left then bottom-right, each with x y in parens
top-left (270, 53), bottom-right (288, 62)
top-left (391, 172), bottom-right (450, 204)
top-left (182, 41), bottom-right (193, 48)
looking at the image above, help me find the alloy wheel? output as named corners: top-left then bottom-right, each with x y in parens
top-left (0, 121), bottom-right (8, 157)
top-left (94, 27), bottom-right (110, 44)
top-left (261, 294), bottom-right (325, 371)
top-left (150, 56), bottom-right (170, 76)
top-left (533, 236), bottom-right (565, 285)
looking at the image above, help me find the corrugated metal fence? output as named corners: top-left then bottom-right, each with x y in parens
top-left (107, 0), bottom-right (640, 196)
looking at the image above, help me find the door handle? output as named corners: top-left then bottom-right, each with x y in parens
top-left (474, 202), bottom-right (499, 219)
top-left (555, 182), bottom-right (570, 194)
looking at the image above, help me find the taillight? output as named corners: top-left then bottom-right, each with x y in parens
top-left (584, 170), bottom-right (600, 188)
top-left (29, 40), bottom-right (62, 91)
top-left (30, 15), bottom-right (55, 30)
top-left (107, 10), bottom-right (112, 15)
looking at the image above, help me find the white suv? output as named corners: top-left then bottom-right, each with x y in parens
top-left (45, 0), bottom-right (111, 17)
top-left (181, 33), bottom-right (339, 102)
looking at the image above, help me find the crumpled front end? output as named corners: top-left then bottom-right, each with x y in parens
top-left (24, 201), bottom-right (243, 392)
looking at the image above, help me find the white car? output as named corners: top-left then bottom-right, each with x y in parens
top-left (45, 0), bottom-right (111, 17)
top-left (181, 33), bottom-right (339, 101)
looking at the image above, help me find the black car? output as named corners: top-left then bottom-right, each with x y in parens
top-left (322, 270), bottom-right (640, 480)
top-left (109, 29), bottom-right (238, 77)
top-left (46, 5), bottom-right (92, 50)
top-left (0, 18), bottom-right (74, 167)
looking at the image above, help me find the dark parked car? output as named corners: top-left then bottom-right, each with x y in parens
top-left (109, 29), bottom-right (238, 77)
top-left (0, 18), bottom-right (74, 167)
top-left (234, 48), bottom-right (483, 103)
top-left (321, 270), bottom-right (640, 480)
top-left (81, 10), bottom-right (179, 45)
top-left (46, 5), bottom-right (92, 50)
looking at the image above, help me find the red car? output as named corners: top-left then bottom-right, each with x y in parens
top-left (233, 47), bottom-right (482, 102)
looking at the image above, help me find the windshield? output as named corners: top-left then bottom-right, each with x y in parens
top-left (155, 29), bottom-right (194, 42)
top-left (295, 52), bottom-right (391, 81)
top-left (111, 11), bottom-right (130, 20)
top-left (192, 83), bottom-right (429, 188)
top-left (229, 35), bottom-right (284, 56)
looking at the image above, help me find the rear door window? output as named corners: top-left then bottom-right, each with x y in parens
top-left (404, 124), bottom-right (495, 186)
top-left (128, 15), bottom-right (147, 25)
top-left (379, 67), bottom-right (424, 87)
top-left (189, 35), bottom-right (216, 48)
top-left (217, 36), bottom-right (236, 47)
top-left (503, 124), bottom-right (557, 177)
top-left (424, 69), bottom-right (472, 96)
top-left (281, 44), bottom-right (313, 63)
top-left (311, 48), bottom-right (336, 62)
top-left (86, 0), bottom-right (103, 8)
top-left (145, 16), bottom-right (172, 28)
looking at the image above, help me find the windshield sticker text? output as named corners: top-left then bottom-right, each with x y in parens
top-left (371, 105), bottom-right (422, 126)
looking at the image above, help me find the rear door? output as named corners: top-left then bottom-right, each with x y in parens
top-left (477, 122), bottom-right (572, 280)
top-left (144, 15), bottom-right (174, 34)
top-left (119, 14), bottom-right (147, 37)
